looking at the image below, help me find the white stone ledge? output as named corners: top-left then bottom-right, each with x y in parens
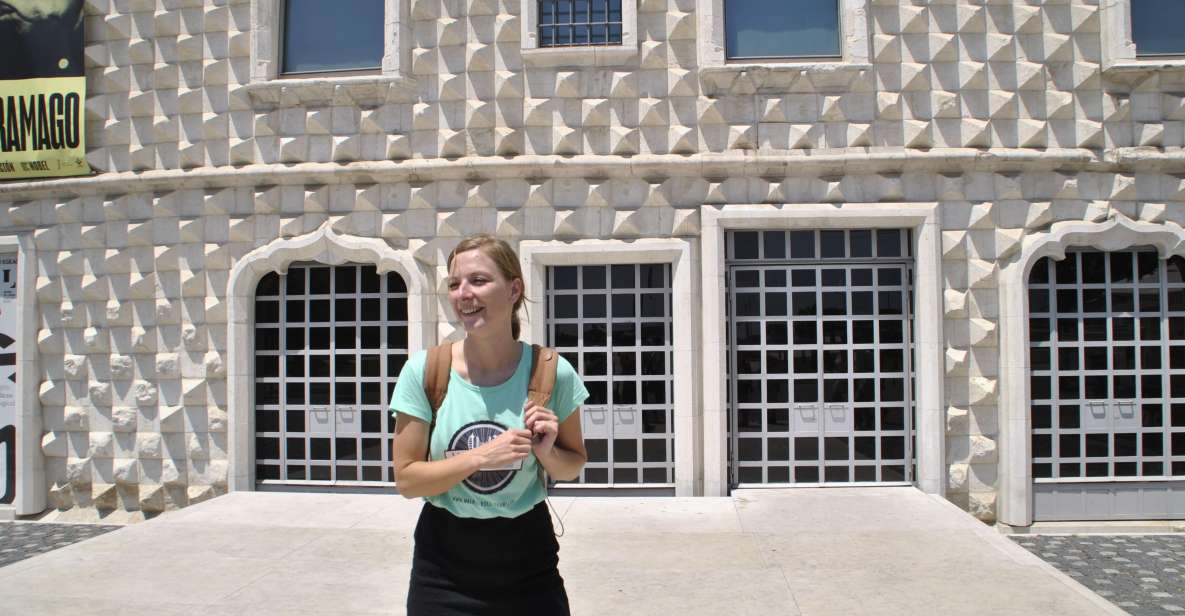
top-left (9, 148), bottom-right (1185, 202)
top-left (242, 75), bottom-right (418, 109)
top-left (1102, 60), bottom-right (1185, 88)
top-left (520, 46), bottom-right (638, 68)
top-left (699, 62), bottom-right (873, 96)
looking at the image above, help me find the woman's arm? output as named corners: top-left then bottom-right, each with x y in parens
top-left (392, 413), bottom-right (533, 498)
top-left (528, 406), bottom-right (588, 482)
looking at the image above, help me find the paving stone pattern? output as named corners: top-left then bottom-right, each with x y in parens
top-left (0, 522), bottom-right (122, 568)
top-left (1012, 535), bottom-right (1185, 616)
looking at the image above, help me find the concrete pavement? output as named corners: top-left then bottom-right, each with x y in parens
top-left (0, 487), bottom-right (1124, 615)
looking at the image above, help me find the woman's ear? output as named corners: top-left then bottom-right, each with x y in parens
top-left (511, 278), bottom-right (524, 303)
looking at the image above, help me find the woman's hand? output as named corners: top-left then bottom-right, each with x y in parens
top-left (471, 428), bottom-right (532, 470)
top-left (524, 400), bottom-right (560, 455)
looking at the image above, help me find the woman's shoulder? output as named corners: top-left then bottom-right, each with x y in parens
top-left (546, 346), bottom-right (580, 380)
top-left (399, 348), bottom-right (430, 379)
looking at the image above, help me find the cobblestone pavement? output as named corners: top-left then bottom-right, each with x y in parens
top-left (0, 522), bottom-right (122, 568)
top-left (1012, 534), bottom-right (1185, 616)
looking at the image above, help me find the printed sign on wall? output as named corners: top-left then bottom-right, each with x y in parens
top-left (0, 256), bottom-right (16, 504)
top-left (0, 0), bottom-right (90, 180)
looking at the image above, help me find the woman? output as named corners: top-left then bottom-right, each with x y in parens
top-left (390, 233), bottom-right (589, 615)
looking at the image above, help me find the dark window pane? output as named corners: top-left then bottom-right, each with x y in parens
top-left (1032, 434), bottom-right (1052, 458)
top-left (877, 230), bottom-right (902, 257)
top-left (794, 437), bottom-right (818, 461)
top-left (724, 0), bottom-right (840, 59)
top-left (1032, 405), bottom-right (1051, 429)
top-left (733, 232), bottom-right (759, 259)
top-left (1133, 0), bottom-right (1185, 55)
top-left (1059, 434), bottom-right (1080, 457)
top-left (279, 354), bottom-right (308, 384)
top-left (1086, 433), bottom-right (1109, 457)
top-left (763, 232), bottom-right (786, 259)
top-left (283, 0), bottom-right (384, 73)
top-left (1059, 405), bottom-right (1080, 429)
top-left (849, 231), bottom-right (872, 258)
top-left (1029, 259), bottom-right (1050, 284)
top-left (1055, 256), bottom-right (1077, 284)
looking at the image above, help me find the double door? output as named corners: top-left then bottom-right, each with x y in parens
top-left (728, 260), bottom-right (913, 486)
top-left (254, 264), bottom-right (409, 486)
top-left (1029, 250), bottom-right (1185, 519)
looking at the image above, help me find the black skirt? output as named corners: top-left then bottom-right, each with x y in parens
top-left (407, 501), bottom-right (571, 616)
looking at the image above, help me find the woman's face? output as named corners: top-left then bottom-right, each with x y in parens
top-left (447, 249), bottom-right (521, 336)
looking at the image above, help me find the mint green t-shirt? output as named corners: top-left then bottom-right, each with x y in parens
top-left (389, 343), bottom-right (589, 519)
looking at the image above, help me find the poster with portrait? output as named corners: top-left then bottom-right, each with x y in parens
top-left (0, 0), bottom-right (90, 180)
top-left (0, 256), bottom-right (16, 505)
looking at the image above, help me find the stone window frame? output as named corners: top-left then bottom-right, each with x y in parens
top-left (519, 239), bottom-right (700, 496)
top-left (520, 0), bottom-right (639, 68)
top-left (1101, 0), bottom-right (1185, 82)
top-left (996, 217), bottom-right (1185, 527)
top-left (699, 203), bottom-right (944, 498)
top-left (226, 224), bottom-right (434, 492)
top-left (246, 0), bottom-right (415, 107)
top-left (696, 0), bottom-right (871, 96)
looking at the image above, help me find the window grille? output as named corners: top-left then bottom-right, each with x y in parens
top-left (538, 0), bottom-right (624, 47)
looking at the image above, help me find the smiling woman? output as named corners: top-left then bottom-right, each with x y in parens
top-left (390, 234), bottom-right (590, 615)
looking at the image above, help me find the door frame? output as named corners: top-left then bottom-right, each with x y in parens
top-left (701, 203), bottom-right (944, 497)
top-left (0, 234), bottom-right (40, 516)
top-left (997, 216), bottom-right (1185, 526)
top-left (725, 257), bottom-right (915, 487)
top-left (226, 224), bottom-right (435, 492)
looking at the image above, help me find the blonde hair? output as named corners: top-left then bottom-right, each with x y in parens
top-left (447, 234), bottom-right (527, 339)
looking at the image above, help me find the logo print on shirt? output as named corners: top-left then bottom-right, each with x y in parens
top-left (448, 421), bottom-right (516, 494)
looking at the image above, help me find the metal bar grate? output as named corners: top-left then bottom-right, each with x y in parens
top-left (538, 0), bottom-right (623, 47)
top-left (254, 264), bottom-right (409, 486)
top-left (546, 263), bottom-right (675, 486)
top-left (1029, 250), bottom-right (1185, 482)
top-left (726, 229), bottom-right (915, 486)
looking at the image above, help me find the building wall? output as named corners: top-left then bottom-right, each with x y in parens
top-left (2, 0), bottom-right (1185, 522)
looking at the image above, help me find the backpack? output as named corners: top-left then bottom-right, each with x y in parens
top-left (423, 341), bottom-right (559, 436)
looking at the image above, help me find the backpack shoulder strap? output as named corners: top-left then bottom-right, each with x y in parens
top-left (424, 342), bottom-right (453, 432)
top-left (527, 344), bottom-right (559, 407)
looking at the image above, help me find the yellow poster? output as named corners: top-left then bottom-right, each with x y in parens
top-left (0, 0), bottom-right (90, 181)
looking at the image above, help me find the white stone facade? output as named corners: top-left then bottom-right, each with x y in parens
top-left (2, 0), bottom-right (1185, 524)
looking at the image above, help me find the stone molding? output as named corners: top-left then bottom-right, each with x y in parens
top-left (699, 63), bottom-right (874, 98)
top-left (997, 215), bottom-right (1185, 527)
top-left (242, 75), bottom-right (418, 111)
top-left (225, 221), bottom-right (434, 491)
top-left (12, 148), bottom-right (1178, 201)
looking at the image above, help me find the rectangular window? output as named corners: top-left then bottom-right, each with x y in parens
top-left (724, 0), bottom-right (840, 60)
top-left (1132, 0), bottom-right (1185, 57)
top-left (282, 0), bottom-right (385, 75)
top-left (538, 0), bottom-right (623, 48)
